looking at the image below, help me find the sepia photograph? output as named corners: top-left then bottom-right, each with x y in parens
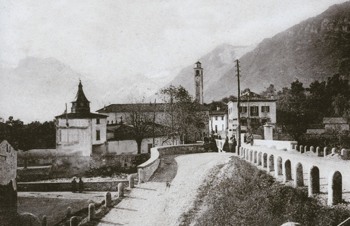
top-left (1, 0), bottom-right (350, 225)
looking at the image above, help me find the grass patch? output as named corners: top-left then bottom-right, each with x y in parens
top-left (17, 197), bottom-right (90, 225)
top-left (180, 157), bottom-right (350, 226)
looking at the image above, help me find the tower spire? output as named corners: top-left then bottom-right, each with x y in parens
top-left (71, 80), bottom-right (90, 113)
top-left (194, 61), bottom-right (204, 104)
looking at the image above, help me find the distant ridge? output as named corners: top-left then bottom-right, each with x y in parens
top-left (168, 1), bottom-right (350, 102)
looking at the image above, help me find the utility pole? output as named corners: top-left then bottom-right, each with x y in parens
top-left (170, 91), bottom-right (174, 145)
top-left (152, 99), bottom-right (156, 147)
top-left (235, 59), bottom-right (241, 148)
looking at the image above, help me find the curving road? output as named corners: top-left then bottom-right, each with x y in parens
top-left (98, 152), bottom-right (233, 226)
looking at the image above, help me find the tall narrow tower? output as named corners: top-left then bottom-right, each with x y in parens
top-left (194, 61), bottom-right (204, 104)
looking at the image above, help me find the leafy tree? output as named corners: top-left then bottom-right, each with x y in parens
top-left (277, 80), bottom-right (309, 140)
top-left (127, 103), bottom-right (155, 154)
top-left (0, 117), bottom-right (55, 151)
top-left (260, 84), bottom-right (277, 98)
top-left (158, 85), bottom-right (207, 143)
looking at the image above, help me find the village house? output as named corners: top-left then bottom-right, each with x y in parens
top-left (55, 81), bottom-right (108, 156)
top-left (227, 89), bottom-right (277, 137)
top-left (209, 107), bottom-right (228, 138)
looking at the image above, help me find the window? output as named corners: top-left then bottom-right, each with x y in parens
top-left (250, 106), bottom-right (259, 116)
top-left (215, 116), bottom-right (218, 120)
top-left (96, 130), bottom-right (100, 141)
top-left (239, 106), bottom-right (247, 113)
top-left (107, 120), bottom-right (109, 124)
top-left (261, 106), bottom-right (270, 113)
top-left (96, 118), bottom-right (100, 124)
top-left (221, 116), bottom-right (224, 120)
top-left (241, 118), bottom-right (247, 126)
top-left (215, 125), bottom-right (218, 133)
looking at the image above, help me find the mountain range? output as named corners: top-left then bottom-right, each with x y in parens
top-left (169, 1), bottom-right (350, 102)
top-left (0, 57), bottom-right (175, 122)
top-left (2, 1), bottom-right (350, 122)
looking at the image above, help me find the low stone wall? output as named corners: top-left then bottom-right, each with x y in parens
top-left (18, 180), bottom-right (129, 192)
top-left (247, 139), bottom-right (297, 151)
top-left (17, 151), bottom-right (149, 181)
top-left (137, 144), bottom-right (205, 183)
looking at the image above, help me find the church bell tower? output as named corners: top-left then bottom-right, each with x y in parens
top-left (194, 61), bottom-right (203, 104)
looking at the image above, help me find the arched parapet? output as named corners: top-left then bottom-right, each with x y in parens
top-left (292, 143), bottom-right (297, 150)
top-left (249, 150), bottom-right (253, 162)
top-left (283, 159), bottom-right (292, 183)
top-left (263, 153), bottom-right (268, 168)
top-left (331, 147), bottom-right (336, 155)
top-left (341, 148), bottom-right (346, 156)
top-left (304, 146), bottom-right (308, 153)
top-left (328, 171), bottom-right (342, 206)
top-left (275, 156), bottom-right (283, 177)
top-left (324, 147), bottom-right (328, 157)
top-left (254, 151), bottom-right (258, 164)
top-left (267, 154), bottom-right (274, 172)
top-left (294, 162), bottom-right (304, 187)
top-left (257, 152), bottom-right (262, 166)
top-left (310, 146), bottom-right (315, 153)
top-left (316, 147), bottom-right (320, 156)
top-left (308, 166), bottom-right (320, 197)
top-left (299, 145), bottom-right (303, 153)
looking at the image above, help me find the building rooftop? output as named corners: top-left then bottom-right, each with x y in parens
top-left (55, 112), bottom-right (107, 119)
top-left (209, 111), bottom-right (227, 116)
top-left (97, 103), bottom-right (168, 113)
top-left (97, 103), bottom-right (210, 113)
top-left (227, 90), bottom-right (276, 103)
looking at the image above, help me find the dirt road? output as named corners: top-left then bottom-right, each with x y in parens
top-left (98, 152), bottom-right (233, 226)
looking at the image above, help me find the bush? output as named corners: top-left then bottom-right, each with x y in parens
top-left (183, 158), bottom-right (350, 226)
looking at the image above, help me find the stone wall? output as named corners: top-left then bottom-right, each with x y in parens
top-left (17, 149), bottom-right (149, 181)
top-left (18, 180), bottom-right (129, 192)
top-left (107, 136), bottom-right (179, 155)
top-left (0, 140), bottom-right (17, 185)
top-left (247, 139), bottom-right (297, 151)
top-left (137, 143), bottom-right (205, 183)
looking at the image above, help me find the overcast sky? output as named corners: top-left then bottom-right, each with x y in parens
top-left (0, 0), bottom-right (347, 78)
top-left (0, 0), bottom-right (348, 122)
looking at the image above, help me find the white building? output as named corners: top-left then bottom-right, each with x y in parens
top-left (227, 89), bottom-right (276, 137)
top-left (209, 108), bottom-right (228, 138)
top-left (55, 81), bottom-right (107, 156)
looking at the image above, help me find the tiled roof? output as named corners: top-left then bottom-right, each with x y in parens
top-left (209, 111), bottom-right (227, 116)
top-left (97, 103), bottom-right (168, 113)
top-left (55, 112), bottom-right (107, 119)
top-left (97, 103), bottom-right (210, 113)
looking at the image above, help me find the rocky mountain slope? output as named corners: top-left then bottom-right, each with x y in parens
top-left (239, 1), bottom-right (350, 93)
top-left (169, 1), bottom-right (350, 102)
